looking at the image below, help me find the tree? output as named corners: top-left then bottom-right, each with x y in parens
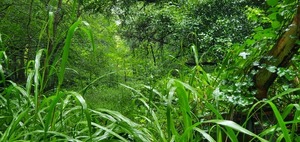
top-left (253, 2), bottom-right (300, 99)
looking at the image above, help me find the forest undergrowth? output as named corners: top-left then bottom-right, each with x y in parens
top-left (1, 0), bottom-right (300, 141)
top-left (0, 21), bottom-right (299, 141)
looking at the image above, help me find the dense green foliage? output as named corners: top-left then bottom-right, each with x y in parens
top-left (0, 0), bottom-right (300, 141)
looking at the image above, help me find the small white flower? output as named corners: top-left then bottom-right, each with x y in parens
top-left (239, 52), bottom-right (250, 59)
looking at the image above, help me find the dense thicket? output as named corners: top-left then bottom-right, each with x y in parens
top-left (0, 0), bottom-right (299, 141)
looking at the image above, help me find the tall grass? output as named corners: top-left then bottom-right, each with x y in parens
top-left (1, 32), bottom-right (299, 142)
top-left (126, 78), bottom-right (271, 142)
top-left (1, 9), bottom-right (299, 142)
top-left (123, 76), bottom-right (300, 141)
top-left (0, 12), bottom-right (152, 141)
top-left (115, 44), bottom-right (299, 141)
top-left (0, 83), bottom-right (152, 141)
top-left (244, 88), bottom-right (300, 142)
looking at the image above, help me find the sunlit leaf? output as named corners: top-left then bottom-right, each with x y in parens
top-left (239, 52), bottom-right (250, 59)
top-left (267, 66), bottom-right (277, 73)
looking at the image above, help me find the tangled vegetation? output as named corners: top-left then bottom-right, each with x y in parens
top-left (0, 0), bottom-right (299, 141)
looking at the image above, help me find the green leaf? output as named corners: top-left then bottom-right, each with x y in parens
top-left (295, 40), bottom-right (300, 45)
top-left (267, 0), bottom-right (278, 6)
top-left (271, 21), bottom-right (281, 29)
top-left (267, 66), bottom-right (277, 73)
top-left (268, 13), bottom-right (278, 20)
top-left (245, 39), bottom-right (255, 45)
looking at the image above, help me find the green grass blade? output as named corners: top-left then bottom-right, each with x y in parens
top-left (267, 101), bottom-right (292, 142)
top-left (258, 125), bottom-right (277, 138)
top-left (80, 72), bottom-right (115, 95)
top-left (23, 130), bottom-right (81, 142)
top-left (58, 20), bottom-right (81, 86)
top-left (101, 108), bottom-right (154, 141)
top-left (48, 12), bottom-right (54, 39)
top-left (167, 79), bottom-right (195, 140)
top-left (9, 81), bottom-right (28, 99)
top-left (68, 91), bottom-right (92, 138)
top-left (166, 86), bottom-right (178, 139)
top-left (58, 20), bottom-right (95, 88)
top-left (150, 110), bottom-right (167, 142)
top-left (281, 104), bottom-right (300, 119)
top-left (91, 122), bottom-right (128, 142)
top-left (173, 81), bottom-right (192, 140)
top-left (204, 120), bottom-right (268, 142)
top-left (191, 44), bottom-right (199, 66)
top-left (25, 65), bottom-right (34, 94)
top-left (181, 121), bottom-right (216, 142)
top-left (269, 88), bottom-right (300, 102)
top-left (138, 98), bottom-right (166, 141)
top-left (0, 108), bottom-right (29, 142)
top-left (119, 83), bottom-right (149, 100)
top-left (80, 21), bottom-right (95, 51)
top-left (44, 91), bottom-right (64, 137)
top-left (203, 100), bottom-right (240, 142)
top-left (34, 49), bottom-right (45, 110)
top-left (193, 127), bottom-right (216, 142)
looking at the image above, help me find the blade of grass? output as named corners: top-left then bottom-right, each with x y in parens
top-left (280, 103), bottom-right (300, 139)
top-left (25, 65), bottom-right (34, 95)
top-left (166, 86), bottom-right (178, 139)
top-left (191, 44), bottom-right (199, 66)
top-left (34, 49), bottom-right (45, 111)
top-left (267, 101), bottom-right (291, 142)
top-left (204, 120), bottom-right (268, 142)
top-left (0, 108), bottom-right (29, 142)
top-left (173, 81), bottom-right (192, 140)
top-left (269, 88), bottom-right (300, 102)
top-left (244, 88), bottom-right (300, 130)
top-left (193, 126), bottom-right (216, 142)
top-left (137, 98), bottom-right (166, 142)
top-left (202, 102), bottom-right (238, 142)
top-left (203, 100), bottom-right (238, 142)
top-left (58, 20), bottom-right (81, 87)
top-left (181, 121), bottom-right (216, 142)
top-left (68, 91), bottom-right (92, 138)
top-left (91, 122), bottom-right (128, 142)
top-left (58, 20), bottom-right (95, 88)
top-left (44, 91), bottom-right (64, 137)
top-left (80, 72), bottom-right (115, 95)
top-left (80, 21), bottom-right (95, 51)
top-left (24, 130), bottom-right (81, 142)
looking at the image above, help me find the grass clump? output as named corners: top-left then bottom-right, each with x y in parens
top-left (0, 82), bottom-right (152, 141)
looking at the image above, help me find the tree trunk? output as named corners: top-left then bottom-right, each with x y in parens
top-left (253, 5), bottom-right (300, 99)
